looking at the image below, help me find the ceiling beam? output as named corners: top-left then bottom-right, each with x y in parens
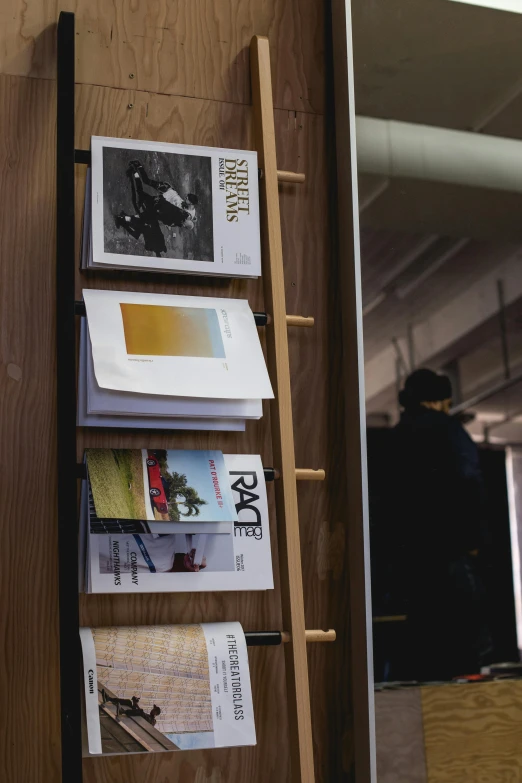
top-left (365, 248), bottom-right (522, 403)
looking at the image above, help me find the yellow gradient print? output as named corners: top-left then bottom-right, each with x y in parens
top-left (120, 303), bottom-right (225, 358)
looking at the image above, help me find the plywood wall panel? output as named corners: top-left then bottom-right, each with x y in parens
top-left (0, 74), bottom-right (61, 783)
top-left (0, 1), bottom-right (325, 113)
top-left (0, 3), bottom-right (352, 779)
top-left (71, 81), bottom-right (286, 782)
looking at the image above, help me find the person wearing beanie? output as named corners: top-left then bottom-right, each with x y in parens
top-left (389, 368), bottom-right (492, 681)
top-left (398, 368), bottom-right (453, 414)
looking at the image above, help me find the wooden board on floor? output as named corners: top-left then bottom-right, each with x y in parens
top-left (421, 680), bottom-right (522, 783)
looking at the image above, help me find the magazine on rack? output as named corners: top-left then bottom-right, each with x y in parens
top-left (82, 136), bottom-right (261, 277)
top-left (81, 454), bottom-right (274, 593)
top-left (80, 621), bottom-right (256, 756)
top-left (84, 319), bottom-right (262, 420)
top-left (84, 448), bottom-right (236, 535)
top-left (83, 288), bottom-right (274, 401)
top-left (77, 320), bottom-right (248, 431)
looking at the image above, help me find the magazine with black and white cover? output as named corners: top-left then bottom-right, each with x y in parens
top-left (85, 448), bottom-right (236, 535)
top-left (77, 319), bottom-right (247, 431)
top-left (85, 136), bottom-right (260, 277)
top-left (83, 288), bottom-right (274, 401)
top-left (83, 454), bottom-right (274, 593)
top-left (80, 621), bottom-right (256, 756)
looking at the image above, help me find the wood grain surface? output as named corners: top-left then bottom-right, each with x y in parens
top-left (422, 681), bottom-right (522, 783)
top-left (0, 0), bottom-right (325, 113)
top-left (0, 55), bottom-right (353, 783)
top-left (0, 0), bottom-right (355, 779)
top-left (275, 78), bottom-right (353, 783)
top-left (72, 80), bottom-right (281, 783)
top-left (375, 689), bottom-right (427, 783)
top-left (0, 74), bottom-right (61, 783)
top-left (251, 35), bottom-right (314, 783)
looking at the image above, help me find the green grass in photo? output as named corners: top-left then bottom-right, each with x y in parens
top-left (87, 449), bottom-right (147, 519)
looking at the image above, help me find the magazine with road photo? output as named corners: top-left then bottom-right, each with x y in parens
top-left (83, 288), bottom-right (274, 401)
top-left (85, 448), bottom-right (236, 535)
top-left (80, 621), bottom-right (256, 756)
top-left (82, 454), bottom-right (274, 593)
top-left (85, 136), bottom-right (260, 277)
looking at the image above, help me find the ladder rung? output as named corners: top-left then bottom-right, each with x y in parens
top-left (282, 629), bottom-right (336, 643)
top-left (277, 169), bottom-right (306, 184)
top-left (295, 469), bottom-right (325, 481)
top-left (286, 315), bottom-right (314, 328)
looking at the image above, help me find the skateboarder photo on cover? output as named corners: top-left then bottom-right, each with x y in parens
top-left (100, 144), bottom-right (214, 263)
top-left (115, 159), bottom-right (199, 257)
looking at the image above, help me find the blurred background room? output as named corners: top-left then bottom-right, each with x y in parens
top-left (352, 1), bottom-right (522, 778)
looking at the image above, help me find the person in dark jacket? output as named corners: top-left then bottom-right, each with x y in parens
top-left (391, 368), bottom-right (493, 681)
top-left (115, 159), bottom-right (199, 257)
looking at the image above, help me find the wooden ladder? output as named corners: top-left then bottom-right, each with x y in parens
top-left (251, 36), bottom-right (318, 783)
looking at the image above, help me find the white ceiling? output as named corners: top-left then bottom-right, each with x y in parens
top-left (352, 0), bottom-right (522, 130)
top-left (352, 0), bottom-right (522, 437)
top-left (449, 0), bottom-right (522, 16)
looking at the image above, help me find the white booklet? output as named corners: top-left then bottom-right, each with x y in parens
top-left (77, 319), bottom-right (246, 431)
top-left (80, 621), bottom-right (256, 756)
top-left (83, 455), bottom-right (274, 593)
top-left (87, 136), bottom-right (261, 277)
top-left (83, 288), bottom-right (274, 401)
top-left (85, 448), bottom-right (236, 535)
top-left (85, 321), bottom-right (262, 420)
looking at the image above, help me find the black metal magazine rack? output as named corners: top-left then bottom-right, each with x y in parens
top-left (56, 11), bottom-right (82, 781)
top-left (56, 10), bottom-right (334, 782)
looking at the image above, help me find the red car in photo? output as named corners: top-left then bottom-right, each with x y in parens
top-left (146, 451), bottom-right (169, 514)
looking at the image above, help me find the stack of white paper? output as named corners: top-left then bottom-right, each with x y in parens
top-left (78, 288), bottom-right (273, 431)
top-left (82, 136), bottom-right (261, 278)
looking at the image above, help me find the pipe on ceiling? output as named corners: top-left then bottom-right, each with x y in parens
top-left (356, 116), bottom-right (522, 194)
top-left (450, 368), bottom-right (522, 417)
